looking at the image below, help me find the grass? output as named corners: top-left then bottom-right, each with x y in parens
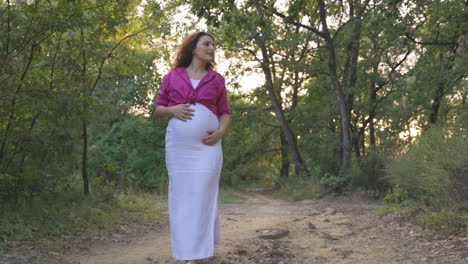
top-left (273, 176), bottom-right (322, 201)
top-left (0, 184), bottom-right (250, 249)
top-left (0, 185), bottom-right (161, 249)
top-left (373, 125), bottom-right (468, 236)
top-left (373, 202), bottom-right (467, 236)
top-left (219, 187), bottom-right (246, 204)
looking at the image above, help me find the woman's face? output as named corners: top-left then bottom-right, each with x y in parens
top-left (192, 35), bottom-right (215, 64)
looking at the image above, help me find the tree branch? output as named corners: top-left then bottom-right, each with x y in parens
top-left (90, 27), bottom-right (152, 95)
top-left (270, 8), bottom-right (325, 38)
top-left (241, 47), bottom-right (262, 63)
top-left (405, 32), bottom-right (456, 46)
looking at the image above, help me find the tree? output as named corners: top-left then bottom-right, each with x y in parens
top-left (0, 0), bottom-right (167, 198)
top-left (190, 0), bottom-right (313, 178)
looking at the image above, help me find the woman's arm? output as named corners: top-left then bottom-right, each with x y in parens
top-left (154, 105), bottom-right (172, 120)
top-left (155, 104), bottom-right (194, 121)
top-left (217, 114), bottom-right (231, 135)
top-left (202, 114), bottom-right (231, 145)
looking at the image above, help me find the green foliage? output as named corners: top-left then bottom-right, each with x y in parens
top-left (416, 209), bottom-right (465, 235)
top-left (0, 184), bottom-right (161, 249)
top-left (1, 0), bottom-right (467, 242)
top-left (319, 172), bottom-right (349, 193)
top-left (0, 0), bottom-right (164, 201)
top-left (372, 200), bottom-right (419, 218)
top-left (295, 78), bottom-right (342, 177)
top-left (379, 124), bottom-right (467, 234)
top-left (351, 149), bottom-right (389, 193)
top-left (89, 115), bottom-right (167, 191)
top-left (387, 125), bottom-right (467, 208)
top-left (374, 202), bottom-right (466, 235)
top-left (275, 169), bottom-right (322, 201)
top-left (219, 187), bottom-right (247, 204)
top-left (220, 98), bottom-right (279, 186)
top-left (383, 185), bottom-right (410, 204)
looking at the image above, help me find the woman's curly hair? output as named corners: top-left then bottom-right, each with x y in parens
top-left (172, 32), bottom-right (216, 70)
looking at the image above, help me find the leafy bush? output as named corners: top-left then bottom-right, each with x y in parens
top-left (275, 168), bottom-right (322, 200)
top-left (383, 184), bottom-right (409, 204)
top-left (351, 149), bottom-right (389, 192)
top-left (319, 172), bottom-right (349, 192)
top-left (381, 125), bottom-right (467, 234)
top-left (0, 125), bottom-right (80, 204)
top-left (89, 115), bottom-right (167, 191)
top-left (0, 184), bottom-right (161, 249)
top-left (387, 125), bottom-right (467, 209)
top-left (416, 209), bottom-right (465, 235)
top-left (220, 102), bottom-right (278, 187)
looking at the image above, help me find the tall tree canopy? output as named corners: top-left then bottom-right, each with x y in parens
top-left (0, 0), bottom-right (466, 200)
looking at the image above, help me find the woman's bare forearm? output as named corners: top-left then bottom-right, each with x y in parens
top-left (154, 105), bottom-right (173, 120)
top-left (218, 114), bottom-right (231, 135)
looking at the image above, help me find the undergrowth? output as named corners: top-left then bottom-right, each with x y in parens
top-left (376, 125), bottom-right (468, 235)
top-left (0, 183), bottom-right (251, 249)
top-left (374, 198), bottom-right (467, 236)
top-left (273, 173), bottom-right (322, 201)
top-left (219, 187), bottom-right (248, 204)
top-left (0, 185), bottom-right (161, 249)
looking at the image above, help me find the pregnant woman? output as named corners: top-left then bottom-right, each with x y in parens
top-left (154, 32), bottom-right (231, 264)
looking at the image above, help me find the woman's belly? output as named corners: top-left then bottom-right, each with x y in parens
top-left (166, 103), bottom-right (219, 144)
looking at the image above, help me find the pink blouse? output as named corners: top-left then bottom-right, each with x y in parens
top-left (154, 67), bottom-right (230, 117)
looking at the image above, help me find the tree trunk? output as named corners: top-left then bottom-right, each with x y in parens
top-left (80, 23), bottom-right (90, 195)
top-left (280, 129), bottom-right (289, 179)
top-left (255, 6), bottom-right (310, 179)
top-left (345, 3), bottom-right (364, 162)
top-left (0, 43), bottom-right (36, 170)
top-left (82, 119), bottom-right (90, 195)
top-left (5, 0), bottom-right (11, 57)
top-left (369, 83), bottom-right (377, 147)
top-left (353, 135), bottom-right (361, 158)
top-left (428, 82), bottom-right (445, 124)
top-left (317, 0), bottom-right (352, 175)
top-left (360, 126), bottom-right (366, 156)
top-left (353, 115), bottom-right (361, 158)
top-left (343, 9), bottom-right (362, 123)
top-left (261, 57), bottom-right (309, 178)
top-left (254, 36), bottom-right (309, 177)
top-left (428, 53), bottom-right (451, 126)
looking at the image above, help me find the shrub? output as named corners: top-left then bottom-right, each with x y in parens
top-left (351, 149), bottom-right (389, 193)
top-left (319, 172), bottom-right (349, 192)
top-left (89, 115), bottom-right (167, 191)
top-left (381, 125), bottom-right (467, 234)
top-left (387, 125), bottom-right (467, 209)
top-left (275, 169), bottom-right (322, 201)
top-left (0, 184), bottom-right (161, 249)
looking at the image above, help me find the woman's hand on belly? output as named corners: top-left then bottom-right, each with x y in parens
top-left (202, 129), bottom-right (224, 145)
top-left (170, 103), bottom-right (195, 121)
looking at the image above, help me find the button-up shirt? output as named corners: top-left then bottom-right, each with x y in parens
top-left (154, 67), bottom-right (230, 117)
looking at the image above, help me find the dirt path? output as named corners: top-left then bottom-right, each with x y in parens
top-left (1, 188), bottom-right (467, 264)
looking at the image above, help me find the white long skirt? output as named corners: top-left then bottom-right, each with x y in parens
top-left (165, 103), bottom-right (222, 260)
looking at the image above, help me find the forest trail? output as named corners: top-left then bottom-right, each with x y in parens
top-left (2, 188), bottom-right (467, 264)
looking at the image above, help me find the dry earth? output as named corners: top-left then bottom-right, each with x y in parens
top-left (1, 188), bottom-right (467, 264)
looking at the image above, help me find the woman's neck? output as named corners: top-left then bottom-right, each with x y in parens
top-left (186, 59), bottom-right (208, 80)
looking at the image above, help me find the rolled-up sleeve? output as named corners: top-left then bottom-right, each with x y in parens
top-left (217, 76), bottom-right (231, 116)
top-left (155, 74), bottom-right (170, 109)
